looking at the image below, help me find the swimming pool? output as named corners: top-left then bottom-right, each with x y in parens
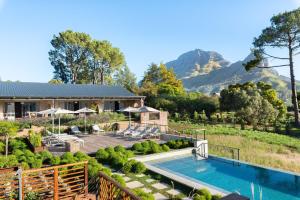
top-left (148, 155), bottom-right (300, 200)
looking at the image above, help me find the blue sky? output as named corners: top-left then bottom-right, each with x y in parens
top-left (0, 0), bottom-right (299, 82)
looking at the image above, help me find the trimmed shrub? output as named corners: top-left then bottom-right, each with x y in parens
top-left (101, 167), bottom-right (112, 176)
top-left (212, 194), bottom-right (222, 200)
top-left (30, 158), bottom-right (43, 168)
top-left (112, 174), bottom-right (126, 187)
top-left (74, 151), bottom-right (89, 161)
top-left (195, 189), bottom-right (212, 200)
top-left (131, 161), bottom-right (146, 174)
top-left (122, 160), bottom-right (136, 174)
top-left (166, 140), bottom-right (177, 149)
top-left (133, 188), bottom-right (155, 200)
top-left (148, 141), bottom-right (162, 154)
top-left (95, 148), bottom-right (109, 163)
top-left (161, 144), bottom-right (170, 152)
top-left (24, 150), bottom-right (35, 159)
top-left (193, 195), bottom-right (206, 200)
top-left (50, 156), bottom-right (61, 165)
top-left (105, 147), bottom-right (115, 154)
top-left (38, 151), bottom-right (53, 164)
top-left (88, 158), bottom-right (103, 178)
top-left (132, 143), bottom-right (143, 152)
top-left (0, 155), bottom-right (18, 168)
top-left (114, 145), bottom-right (126, 153)
top-left (110, 153), bottom-right (126, 169)
top-left (60, 152), bottom-right (76, 164)
top-left (124, 150), bottom-right (134, 158)
top-left (21, 162), bottom-right (30, 170)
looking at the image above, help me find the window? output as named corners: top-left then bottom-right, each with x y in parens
top-left (149, 113), bottom-right (160, 120)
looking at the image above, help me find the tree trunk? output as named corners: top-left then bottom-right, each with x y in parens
top-left (99, 69), bottom-right (104, 85)
top-left (5, 135), bottom-right (8, 157)
top-left (288, 38), bottom-right (300, 127)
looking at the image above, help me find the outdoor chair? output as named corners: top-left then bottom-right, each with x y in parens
top-left (92, 125), bottom-right (105, 134)
top-left (123, 125), bottom-right (140, 136)
top-left (70, 126), bottom-right (82, 135)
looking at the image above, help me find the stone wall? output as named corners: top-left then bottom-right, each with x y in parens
top-left (140, 111), bottom-right (168, 132)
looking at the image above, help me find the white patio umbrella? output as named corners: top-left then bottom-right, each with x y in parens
top-left (118, 106), bottom-right (139, 127)
top-left (75, 107), bottom-right (96, 133)
top-left (136, 106), bottom-right (160, 113)
top-left (54, 108), bottom-right (76, 135)
top-left (38, 108), bottom-right (75, 135)
top-left (38, 108), bottom-right (57, 133)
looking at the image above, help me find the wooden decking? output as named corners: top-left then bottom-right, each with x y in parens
top-left (79, 133), bottom-right (162, 154)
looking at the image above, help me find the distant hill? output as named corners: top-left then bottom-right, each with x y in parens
top-left (165, 49), bottom-right (300, 101)
top-left (165, 49), bottom-right (230, 79)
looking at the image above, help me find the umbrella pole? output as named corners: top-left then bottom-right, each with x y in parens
top-left (129, 112), bottom-right (131, 127)
top-left (52, 113), bottom-right (54, 133)
top-left (58, 115), bottom-right (61, 136)
top-left (85, 113), bottom-right (87, 134)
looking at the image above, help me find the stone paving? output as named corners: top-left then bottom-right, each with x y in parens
top-left (126, 180), bottom-right (144, 189)
top-left (123, 177), bottom-right (131, 182)
top-left (141, 188), bottom-right (152, 193)
top-left (123, 173), bottom-right (184, 199)
top-left (152, 183), bottom-right (169, 190)
top-left (153, 193), bottom-right (168, 200)
top-left (166, 189), bottom-right (181, 196)
top-left (145, 178), bottom-right (155, 183)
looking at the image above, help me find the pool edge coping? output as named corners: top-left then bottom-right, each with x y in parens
top-left (144, 162), bottom-right (228, 196)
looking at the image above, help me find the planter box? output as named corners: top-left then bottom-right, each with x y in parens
top-left (24, 137), bottom-right (47, 153)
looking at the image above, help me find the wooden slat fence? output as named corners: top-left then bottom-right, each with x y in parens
top-left (0, 167), bottom-right (19, 199)
top-left (98, 171), bottom-right (140, 200)
top-left (21, 161), bottom-right (88, 200)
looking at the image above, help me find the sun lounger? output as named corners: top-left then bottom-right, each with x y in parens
top-left (92, 125), bottom-right (105, 134)
top-left (70, 126), bottom-right (82, 135)
top-left (123, 125), bottom-right (141, 136)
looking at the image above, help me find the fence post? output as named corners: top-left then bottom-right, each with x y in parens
top-left (54, 168), bottom-right (58, 200)
top-left (84, 162), bottom-right (88, 195)
top-left (17, 168), bottom-right (22, 200)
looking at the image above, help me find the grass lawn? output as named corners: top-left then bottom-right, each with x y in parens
top-left (170, 122), bottom-right (300, 173)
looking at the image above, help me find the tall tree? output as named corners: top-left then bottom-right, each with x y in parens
top-left (244, 9), bottom-right (300, 126)
top-left (140, 63), bottom-right (185, 96)
top-left (88, 40), bottom-right (124, 85)
top-left (114, 64), bottom-right (138, 93)
top-left (49, 30), bottom-right (91, 84)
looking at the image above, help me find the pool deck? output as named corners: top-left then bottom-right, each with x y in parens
top-left (137, 149), bottom-right (228, 196)
top-left (78, 133), bottom-right (162, 154)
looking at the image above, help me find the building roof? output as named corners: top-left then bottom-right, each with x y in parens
top-left (0, 82), bottom-right (144, 99)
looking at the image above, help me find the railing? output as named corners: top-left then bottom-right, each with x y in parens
top-left (166, 126), bottom-right (206, 141)
top-left (209, 144), bottom-right (240, 162)
top-left (0, 167), bottom-right (19, 199)
top-left (0, 161), bottom-right (88, 200)
top-left (98, 171), bottom-right (140, 200)
top-left (22, 161), bottom-right (88, 200)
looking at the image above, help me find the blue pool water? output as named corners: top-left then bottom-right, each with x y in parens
top-left (149, 155), bottom-right (300, 200)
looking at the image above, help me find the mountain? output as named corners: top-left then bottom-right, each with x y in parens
top-left (165, 49), bottom-right (230, 79)
top-left (166, 49), bottom-right (300, 101)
